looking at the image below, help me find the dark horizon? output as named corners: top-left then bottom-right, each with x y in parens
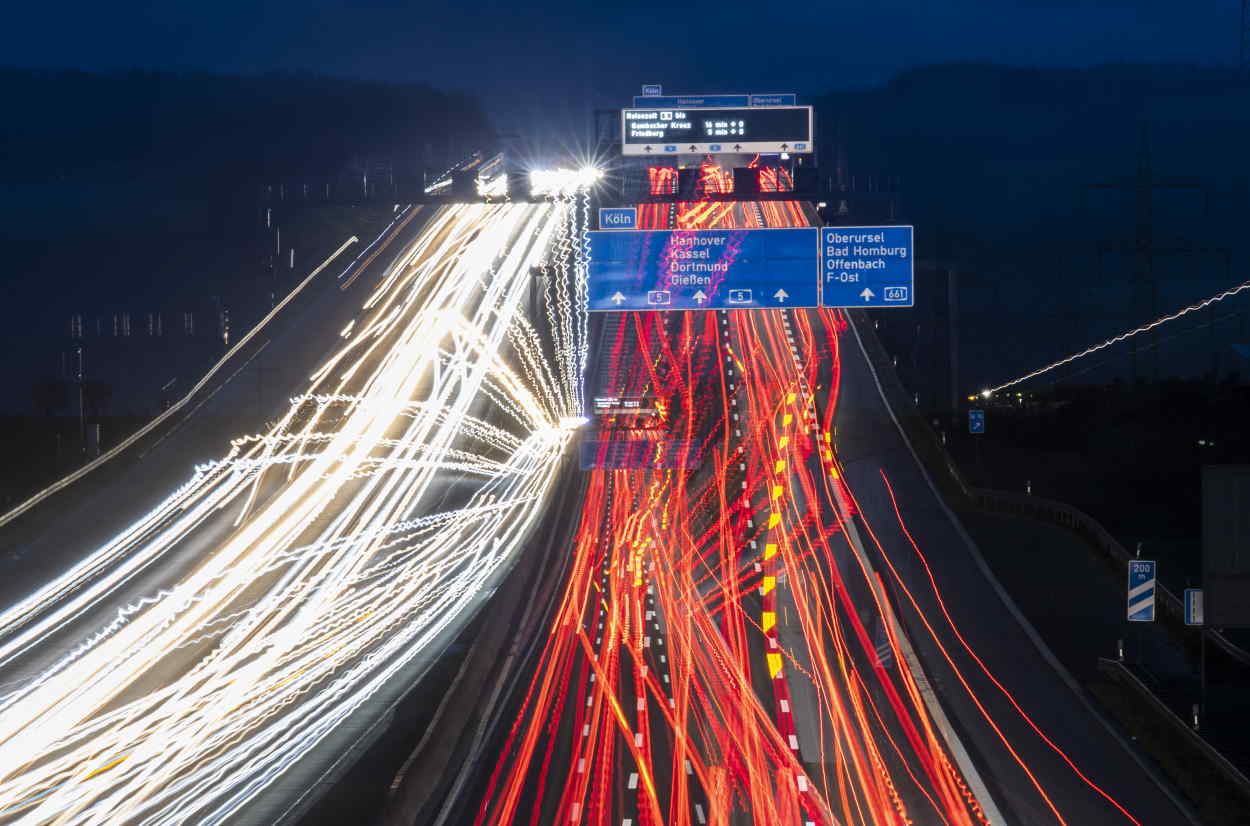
top-left (3, 0), bottom-right (1244, 128)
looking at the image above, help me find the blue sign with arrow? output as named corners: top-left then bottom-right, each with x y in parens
top-left (968, 409), bottom-right (985, 434)
top-left (1127, 560), bottom-right (1157, 622)
top-left (820, 226), bottom-right (914, 308)
top-left (587, 227), bottom-right (819, 311)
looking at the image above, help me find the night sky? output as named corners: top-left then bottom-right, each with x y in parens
top-left (4, 0), bottom-right (1239, 123)
top-left (2, 0), bottom-right (1247, 408)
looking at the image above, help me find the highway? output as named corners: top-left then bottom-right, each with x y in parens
top-left (0, 195), bottom-right (595, 825)
top-left (0, 158), bottom-right (1202, 826)
top-left (457, 169), bottom-right (1197, 826)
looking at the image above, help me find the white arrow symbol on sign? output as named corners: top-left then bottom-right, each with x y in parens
top-left (774, 289), bottom-right (789, 303)
top-left (859, 288), bottom-right (875, 301)
top-left (693, 289), bottom-right (708, 305)
top-left (611, 291), bottom-right (626, 305)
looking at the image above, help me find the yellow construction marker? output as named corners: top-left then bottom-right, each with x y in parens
top-left (783, 413), bottom-right (793, 427)
top-left (767, 653), bottom-right (784, 678)
top-left (762, 611), bottom-right (776, 632)
top-left (761, 575), bottom-right (776, 596)
top-left (778, 436), bottom-right (789, 449)
top-left (786, 392), bottom-right (796, 404)
top-left (764, 543), bottom-right (778, 560)
top-left (768, 512), bottom-right (782, 528)
top-left (775, 459), bottom-right (786, 473)
top-left (771, 484), bottom-right (784, 499)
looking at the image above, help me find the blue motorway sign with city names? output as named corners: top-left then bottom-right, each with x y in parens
top-left (821, 226), bottom-right (914, 308)
top-left (587, 228), bottom-right (819, 311)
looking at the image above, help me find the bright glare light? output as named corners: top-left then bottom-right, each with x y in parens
top-left (980, 389), bottom-right (993, 399)
top-left (477, 174), bottom-right (507, 198)
top-left (530, 167), bottom-right (603, 197)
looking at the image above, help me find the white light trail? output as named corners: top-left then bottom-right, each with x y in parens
top-left (986, 277), bottom-right (1250, 395)
top-left (529, 166), bottom-right (603, 198)
top-left (0, 195), bottom-right (593, 824)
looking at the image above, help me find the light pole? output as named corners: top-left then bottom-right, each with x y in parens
top-left (74, 345), bottom-right (86, 454)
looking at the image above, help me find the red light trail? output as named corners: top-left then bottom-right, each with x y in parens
top-left (469, 166), bottom-right (1143, 826)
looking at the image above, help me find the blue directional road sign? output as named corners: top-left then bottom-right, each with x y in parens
top-left (1127, 560), bottom-right (1157, 622)
top-left (820, 226), bottom-right (914, 308)
top-left (1184, 588), bottom-right (1204, 626)
top-left (968, 409), bottom-right (985, 434)
top-left (749, 93), bottom-right (797, 106)
top-left (598, 207), bottom-right (636, 230)
top-left (629, 93), bottom-right (796, 108)
top-left (587, 227), bottom-right (819, 311)
top-left (631, 94), bottom-right (750, 108)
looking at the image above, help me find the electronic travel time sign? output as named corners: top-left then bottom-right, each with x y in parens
top-left (621, 106), bottom-right (813, 156)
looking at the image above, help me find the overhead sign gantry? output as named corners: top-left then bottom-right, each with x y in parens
top-left (590, 86), bottom-right (914, 313)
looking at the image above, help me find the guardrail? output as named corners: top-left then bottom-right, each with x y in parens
top-left (973, 487), bottom-right (1250, 666)
top-left (842, 309), bottom-right (1250, 667)
top-left (1098, 657), bottom-right (1250, 799)
top-left (0, 236), bottom-right (361, 533)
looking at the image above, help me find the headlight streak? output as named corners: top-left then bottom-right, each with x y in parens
top-left (0, 198), bottom-right (595, 823)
